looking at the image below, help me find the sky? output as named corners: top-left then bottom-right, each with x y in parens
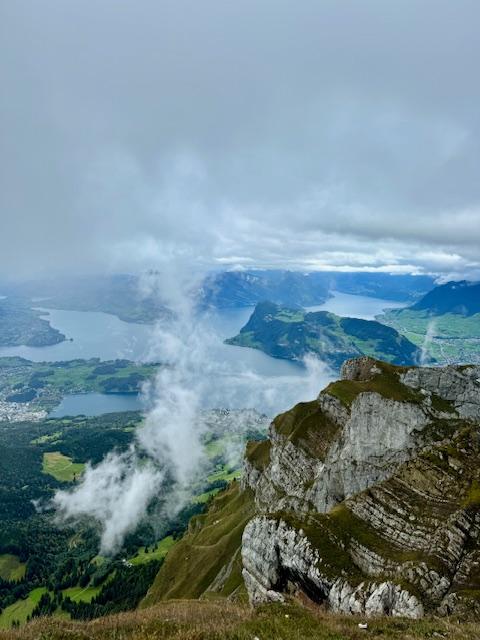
top-left (1, 0), bottom-right (480, 280)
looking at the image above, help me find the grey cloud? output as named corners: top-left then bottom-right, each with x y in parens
top-left (1, 0), bottom-right (480, 277)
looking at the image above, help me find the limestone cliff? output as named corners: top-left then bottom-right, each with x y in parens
top-left (241, 357), bottom-right (480, 618)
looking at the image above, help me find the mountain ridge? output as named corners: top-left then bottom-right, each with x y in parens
top-left (411, 280), bottom-right (480, 316)
top-left (146, 357), bottom-right (480, 620)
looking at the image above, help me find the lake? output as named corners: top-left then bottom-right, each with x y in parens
top-left (50, 392), bottom-right (143, 418)
top-left (307, 291), bottom-right (406, 319)
top-left (0, 292), bottom-right (405, 416)
top-left (0, 308), bottom-right (153, 362)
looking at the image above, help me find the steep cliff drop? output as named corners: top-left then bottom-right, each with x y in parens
top-left (241, 357), bottom-right (480, 618)
top-left (147, 357), bottom-right (480, 620)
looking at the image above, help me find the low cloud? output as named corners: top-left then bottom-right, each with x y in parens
top-left (52, 268), bottom-right (334, 553)
top-left (53, 448), bottom-right (163, 554)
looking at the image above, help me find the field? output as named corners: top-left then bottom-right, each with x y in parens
top-left (129, 536), bottom-right (176, 565)
top-left (42, 451), bottom-right (85, 482)
top-left (380, 309), bottom-right (480, 364)
top-left (0, 588), bottom-right (47, 630)
top-left (0, 556), bottom-right (26, 582)
top-left (207, 465), bottom-right (241, 484)
top-left (62, 585), bottom-right (102, 604)
top-left (1, 599), bottom-right (480, 640)
top-left (193, 487), bottom-right (222, 504)
top-left (0, 410), bottom-right (267, 628)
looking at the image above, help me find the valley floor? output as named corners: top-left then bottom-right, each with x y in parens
top-left (1, 599), bottom-right (479, 640)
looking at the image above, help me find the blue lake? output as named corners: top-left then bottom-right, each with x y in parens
top-left (307, 291), bottom-right (406, 319)
top-left (0, 292), bottom-right (405, 416)
top-left (0, 308), bottom-right (153, 362)
top-left (49, 392), bottom-right (144, 418)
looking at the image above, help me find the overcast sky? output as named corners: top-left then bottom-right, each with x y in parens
top-left (1, 0), bottom-right (480, 279)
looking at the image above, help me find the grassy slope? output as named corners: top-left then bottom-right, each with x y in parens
top-left (0, 556), bottom-right (26, 582)
top-left (0, 588), bottom-right (47, 629)
top-left (129, 536), bottom-right (177, 566)
top-left (42, 451), bottom-right (85, 482)
top-left (62, 585), bottom-right (102, 604)
top-left (324, 360), bottom-right (421, 408)
top-left (1, 599), bottom-right (479, 640)
top-left (141, 483), bottom-right (255, 605)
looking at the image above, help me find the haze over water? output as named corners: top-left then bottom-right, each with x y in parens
top-left (0, 292), bottom-right (404, 416)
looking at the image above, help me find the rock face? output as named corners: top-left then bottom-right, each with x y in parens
top-left (241, 358), bottom-right (480, 619)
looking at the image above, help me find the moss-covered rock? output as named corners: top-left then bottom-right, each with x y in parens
top-left (241, 359), bottom-right (480, 618)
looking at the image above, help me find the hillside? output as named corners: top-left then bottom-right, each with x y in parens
top-left (0, 299), bottom-right (65, 348)
top-left (226, 301), bottom-right (422, 368)
top-left (411, 280), bottom-right (480, 315)
top-left (2, 599), bottom-right (480, 640)
top-left (3, 358), bottom-right (480, 636)
top-left (201, 271), bottom-right (435, 308)
top-left (142, 482), bottom-right (254, 605)
top-left (380, 280), bottom-right (480, 364)
top-left (147, 358), bottom-right (480, 619)
top-left (0, 408), bottom-right (268, 630)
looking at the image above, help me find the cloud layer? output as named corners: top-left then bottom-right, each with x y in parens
top-left (1, 0), bottom-right (480, 277)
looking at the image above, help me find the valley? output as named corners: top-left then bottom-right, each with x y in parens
top-left (379, 281), bottom-right (480, 364)
top-left (3, 2), bottom-right (480, 635)
top-left (0, 357), bottom-right (159, 421)
top-left (0, 407), bottom-right (268, 629)
top-left (0, 275), bottom-right (478, 634)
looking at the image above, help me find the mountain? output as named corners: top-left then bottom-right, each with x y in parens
top-left (201, 270), bottom-right (435, 308)
top-left (0, 271), bottom-right (436, 324)
top-left (226, 301), bottom-right (422, 368)
top-left (380, 280), bottom-right (480, 365)
top-left (411, 280), bottom-right (480, 315)
top-left (0, 275), bottom-right (171, 324)
top-left (147, 358), bottom-right (480, 620)
top-left (4, 359), bottom-right (480, 636)
top-left (321, 272), bottom-right (435, 302)
top-left (200, 270), bottom-right (330, 308)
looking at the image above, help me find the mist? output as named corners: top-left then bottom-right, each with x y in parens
top-left (6, 0), bottom-right (479, 553)
top-left (52, 264), bottom-right (333, 554)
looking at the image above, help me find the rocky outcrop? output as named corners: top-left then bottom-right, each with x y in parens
top-left (241, 358), bottom-right (480, 618)
top-left (400, 364), bottom-right (480, 420)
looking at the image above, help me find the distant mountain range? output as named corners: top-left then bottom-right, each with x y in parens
top-left (202, 270), bottom-right (435, 308)
top-left (411, 280), bottom-right (480, 316)
top-left (226, 301), bottom-right (422, 369)
top-left (0, 274), bottom-right (171, 325)
top-left (0, 272), bottom-right (436, 343)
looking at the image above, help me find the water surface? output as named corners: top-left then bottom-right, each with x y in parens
top-left (50, 393), bottom-right (143, 417)
top-left (307, 291), bottom-right (406, 319)
top-left (0, 292), bottom-right (406, 416)
top-left (0, 308), bottom-right (152, 361)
